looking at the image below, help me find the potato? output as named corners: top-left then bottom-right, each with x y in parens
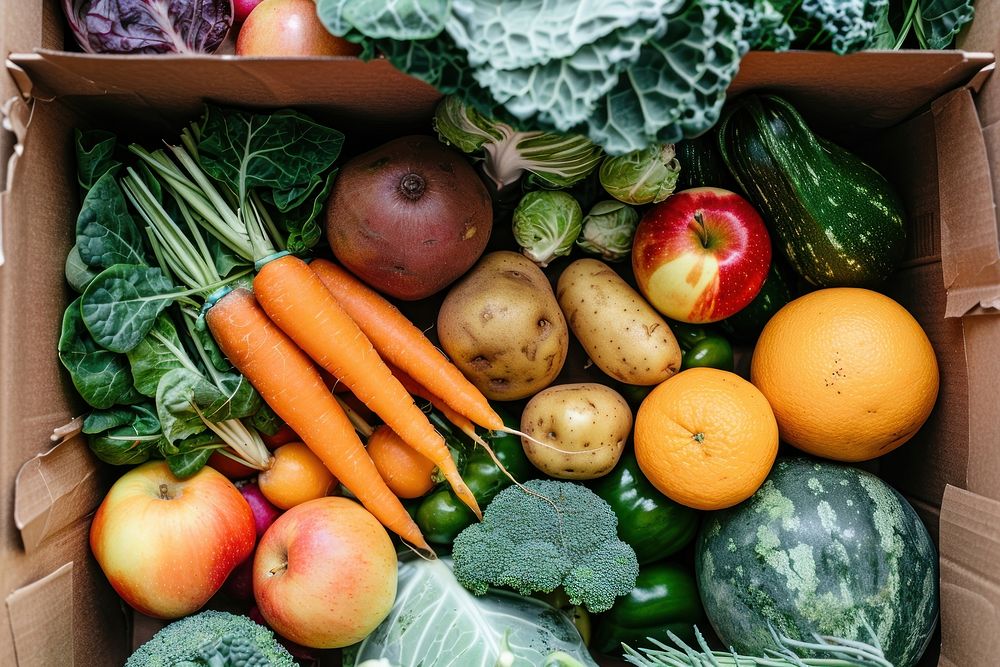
top-left (520, 383), bottom-right (632, 479)
top-left (557, 258), bottom-right (681, 385)
top-left (437, 251), bottom-right (568, 400)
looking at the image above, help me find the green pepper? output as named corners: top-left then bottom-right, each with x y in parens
top-left (592, 562), bottom-right (703, 656)
top-left (670, 322), bottom-right (734, 372)
top-left (416, 405), bottom-right (534, 545)
top-left (721, 261), bottom-right (794, 341)
top-left (591, 452), bottom-right (698, 564)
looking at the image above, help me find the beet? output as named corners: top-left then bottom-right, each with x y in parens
top-left (239, 481), bottom-right (282, 539)
top-left (325, 135), bottom-right (493, 300)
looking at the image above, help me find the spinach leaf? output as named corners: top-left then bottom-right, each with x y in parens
top-left (58, 298), bottom-right (142, 409)
top-left (213, 372), bottom-right (263, 420)
top-left (81, 264), bottom-right (177, 353)
top-left (916, 0), bottom-right (975, 49)
top-left (84, 403), bottom-right (162, 466)
top-left (189, 319), bottom-right (233, 373)
top-left (262, 169), bottom-right (338, 253)
top-left (76, 171), bottom-right (148, 269)
top-left (196, 106), bottom-right (344, 211)
top-left (165, 433), bottom-right (222, 478)
top-left (75, 129), bottom-right (121, 192)
top-left (127, 313), bottom-right (187, 397)
top-left (65, 243), bottom-right (100, 293)
top-left (156, 368), bottom-right (260, 446)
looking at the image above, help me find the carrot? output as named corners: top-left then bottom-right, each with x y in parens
top-left (253, 254), bottom-right (482, 519)
top-left (204, 287), bottom-right (432, 554)
top-left (388, 362), bottom-right (478, 441)
top-left (310, 258), bottom-right (505, 431)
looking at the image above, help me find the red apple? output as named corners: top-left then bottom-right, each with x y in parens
top-left (632, 187), bottom-right (771, 323)
top-left (253, 496), bottom-right (397, 648)
top-left (236, 0), bottom-right (363, 57)
top-left (90, 461), bottom-right (255, 619)
top-left (235, 0), bottom-right (265, 24)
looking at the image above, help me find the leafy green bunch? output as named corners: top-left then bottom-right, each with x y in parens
top-left (316, 0), bottom-right (974, 156)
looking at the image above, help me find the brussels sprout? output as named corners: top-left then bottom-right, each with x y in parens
top-left (599, 143), bottom-right (681, 205)
top-left (576, 200), bottom-right (639, 262)
top-left (513, 191), bottom-right (583, 267)
top-left (434, 96), bottom-right (604, 191)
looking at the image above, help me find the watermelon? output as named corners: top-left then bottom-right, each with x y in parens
top-left (695, 457), bottom-right (938, 667)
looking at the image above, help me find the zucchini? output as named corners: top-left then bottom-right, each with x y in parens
top-left (675, 134), bottom-right (740, 193)
top-left (718, 95), bottom-right (906, 287)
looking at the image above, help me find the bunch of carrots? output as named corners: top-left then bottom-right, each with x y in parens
top-left (206, 256), bottom-right (512, 555)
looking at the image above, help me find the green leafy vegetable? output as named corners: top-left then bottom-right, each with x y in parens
top-left (451, 479), bottom-right (640, 613)
top-left (577, 200), bottom-right (640, 262)
top-left (599, 143), bottom-right (680, 205)
top-left (83, 403), bottom-right (162, 466)
top-left (434, 96), bottom-right (604, 190)
top-left (58, 298), bottom-right (142, 409)
top-left (80, 264), bottom-right (177, 353)
top-left (65, 244), bottom-right (99, 293)
top-left (912, 0), bottom-right (975, 49)
top-left (75, 128), bottom-right (121, 192)
top-left (156, 367), bottom-right (261, 447)
top-left (76, 171), bottom-right (148, 269)
top-left (126, 313), bottom-right (187, 397)
top-left (346, 557), bottom-right (599, 667)
top-left (165, 433), bottom-right (223, 478)
top-left (512, 191), bottom-right (583, 267)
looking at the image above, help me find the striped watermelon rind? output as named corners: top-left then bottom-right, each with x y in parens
top-left (695, 457), bottom-right (938, 667)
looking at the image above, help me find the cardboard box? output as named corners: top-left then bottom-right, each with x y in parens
top-left (1, 3), bottom-right (998, 666)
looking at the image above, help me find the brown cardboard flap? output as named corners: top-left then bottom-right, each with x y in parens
top-left (5, 562), bottom-right (74, 667)
top-left (933, 87), bottom-right (1000, 317)
top-left (938, 485), bottom-right (1000, 667)
top-left (14, 437), bottom-right (104, 554)
top-left (731, 50), bottom-right (993, 126)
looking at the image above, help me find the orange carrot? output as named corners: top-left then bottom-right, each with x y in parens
top-left (388, 362), bottom-right (479, 442)
top-left (204, 287), bottom-right (432, 553)
top-left (310, 258), bottom-right (505, 431)
top-left (253, 254), bottom-right (481, 519)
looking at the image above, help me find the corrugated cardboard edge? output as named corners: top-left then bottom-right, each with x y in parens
top-left (938, 485), bottom-right (1000, 667)
top-left (934, 82), bottom-right (1000, 317)
top-left (5, 562), bottom-right (74, 667)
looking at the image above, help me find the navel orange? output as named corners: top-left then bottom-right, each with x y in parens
top-left (633, 367), bottom-right (778, 510)
top-left (750, 287), bottom-right (938, 462)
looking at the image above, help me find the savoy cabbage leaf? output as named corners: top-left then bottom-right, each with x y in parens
top-left (915, 0), bottom-right (976, 49)
top-left (316, 0), bottom-right (449, 40)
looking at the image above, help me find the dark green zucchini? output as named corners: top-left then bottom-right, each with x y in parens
top-left (675, 133), bottom-right (740, 192)
top-left (718, 95), bottom-right (906, 287)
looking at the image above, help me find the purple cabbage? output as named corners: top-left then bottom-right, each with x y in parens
top-left (63, 0), bottom-right (234, 54)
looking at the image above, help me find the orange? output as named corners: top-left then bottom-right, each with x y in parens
top-left (634, 367), bottom-right (778, 510)
top-left (751, 288), bottom-right (938, 462)
top-left (258, 442), bottom-right (337, 510)
top-left (367, 425), bottom-right (436, 499)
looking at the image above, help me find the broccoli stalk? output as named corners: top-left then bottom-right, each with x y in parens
top-left (125, 610), bottom-right (297, 667)
top-left (451, 479), bottom-right (639, 613)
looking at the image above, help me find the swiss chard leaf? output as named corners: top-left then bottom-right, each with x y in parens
top-left (81, 264), bottom-right (177, 353)
top-left (318, 0), bottom-right (450, 40)
top-left (65, 243), bottom-right (100, 293)
top-left (262, 169), bottom-right (338, 254)
top-left (156, 368), bottom-right (260, 446)
top-left (165, 433), bottom-right (222, 478)
top-left (196, 106), bottom-right (345, 212)
top-left (126, 313), bottom-right (187, 397)
top-left (76, 171), bottom-right (148, 269)
top-left (212, 372), bottom-right (262, 420)
top-left (84, 403), bottom-right (162, 466)
top-left (58, 298), bottom-right (142, 409)
top-left (75, 128), bottom-right (121, 192)
top-left (916, 0), bottom-right (975, 49)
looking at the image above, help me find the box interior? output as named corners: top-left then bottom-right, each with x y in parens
top-left (2, 10), bottom-right (1000, 667)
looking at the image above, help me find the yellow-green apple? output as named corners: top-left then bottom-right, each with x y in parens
top-left (632, 187), bottom-right (771, 323)
top-left (89, 461), bottom-right (255, 619)
top-left (253, 496), bottom-right (397, 648)
top-left (236, 0), bottom-right (363, 56)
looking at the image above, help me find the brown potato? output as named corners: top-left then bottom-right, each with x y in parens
top-left (520, 383), bottom-right (632, 480)
top-left (437, 251), bottom-right (568, 400)
top-left (557, 258), bottom-right (681, 385)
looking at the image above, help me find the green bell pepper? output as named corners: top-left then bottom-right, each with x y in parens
top-left (416, 406), bottom-right (533, 545)
top-left (671, 322), bottom-right (734, 372)
top-left (721, 261), bottom-right (794, 341)
top-left (592, 562), bottom-right (703, 655)
top-left (590, 452), bottom-right (699, 564)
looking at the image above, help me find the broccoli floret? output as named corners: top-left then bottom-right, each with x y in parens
top-left (125, 610), bottom-right (298, 667)
top-left (451, 479), bottom-right (639, 613)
